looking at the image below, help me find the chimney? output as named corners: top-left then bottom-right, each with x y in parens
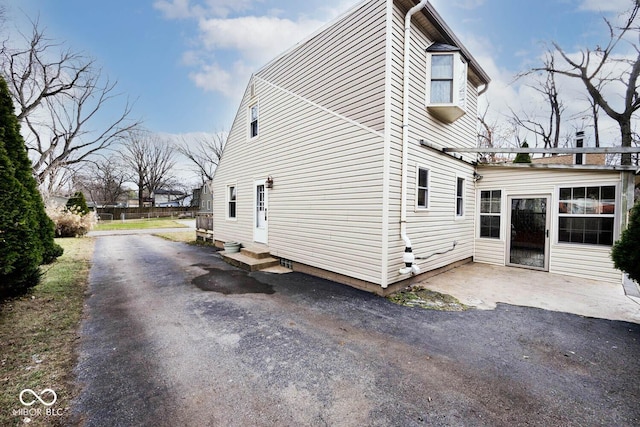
top-left (575, 131), bottom-right (585, 165)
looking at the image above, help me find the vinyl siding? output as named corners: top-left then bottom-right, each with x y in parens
top-left (474, 166), bottom-right (625, 283)
top-left (257, 0), bottom-right (387, 133)
top-left (384, 2), bottom-right (479, 284)
top-left (212, 1), bottom-right (388, 285)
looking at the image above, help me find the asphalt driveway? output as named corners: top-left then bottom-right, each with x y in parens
top-left (72, 234), bottom-right (640, 426)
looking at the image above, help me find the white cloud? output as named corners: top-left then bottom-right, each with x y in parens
top-left (198, 15), bottom-right (326, 65)
top-left (156, 1), bottom-right (351, 99)
top-left (189, 60), bottom-right (252, 100)
top-left (578, 0), bottom-right (634, 13)
top-left (153, 0), bottom-right (255, 19)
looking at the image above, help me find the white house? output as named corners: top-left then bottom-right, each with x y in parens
top-left (209, 0), bottom-right (635, 294)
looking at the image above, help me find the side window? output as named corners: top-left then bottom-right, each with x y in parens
top-left (456, 177), bottom-right (465, 217)
top-left (430, 54), bottom-right (454, 103)
top-left (227, 185), bottom-right (237, 219)
top-left (249, 103), bottom-right (259, 138)
top-left (558, 186), bottom-right (615, 245)
top-left (479, 190), bottom-right (501, 238)
top-left (425, 45), bottom-right (468, 123)
top-left (417, 167), bottom-right (429, 209)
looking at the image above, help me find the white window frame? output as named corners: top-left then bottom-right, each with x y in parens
top-left (226, 184), bottom-right (237, 221)
top-left (415, 165), bottom-right (430, 211)
top-left (249, 101), bottom-right (259, 139)
top-left (557, 184), bottom-right (617, 246)
top-left (478, 189), bottom-right (502, 239)
top-left (426, 52), bottom-right (467, 108)
top-left (455, 176), bottom-right (465, 218)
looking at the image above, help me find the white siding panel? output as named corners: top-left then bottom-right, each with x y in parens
top-left (474, 166), bottom-right (624, 283)
top-left (257, 0), bottom-right (387, 133)
top-left (213, 73), bottom-right (385, 285)
top-left (384, 2), bottom-right (479, 284)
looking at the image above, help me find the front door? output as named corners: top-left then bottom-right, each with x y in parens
top-left (507, 196), bottom-right (550, 271)
top-left (254, 180), bottom-right (268, 244)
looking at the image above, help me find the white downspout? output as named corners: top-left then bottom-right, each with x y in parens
top-left (399, 0), bottom-right (428, 276)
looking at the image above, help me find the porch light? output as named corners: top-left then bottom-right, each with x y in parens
top-left (266, 176), bottom-right (274, 189)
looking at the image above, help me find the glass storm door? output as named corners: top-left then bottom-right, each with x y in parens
top-left (507, 196), bottom-right (549, 271)
top-left (254, 181), bottom-right (268, 244)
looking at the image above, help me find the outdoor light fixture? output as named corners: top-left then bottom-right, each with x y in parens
top-left (473, 171), bottom-right (483, 182)
top-left (266, 176), bottom-right (274, 189)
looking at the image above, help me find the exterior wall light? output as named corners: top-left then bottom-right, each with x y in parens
top-left (266, 176), bottom-right (274, 189)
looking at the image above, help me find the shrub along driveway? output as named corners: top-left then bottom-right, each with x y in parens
top-left (72, 233), bottom-right (640, 426)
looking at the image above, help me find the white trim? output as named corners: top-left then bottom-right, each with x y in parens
top-left (477, 188), bottom-right (503, 240)
top-left (248, 100), bottom-right (260, 140)
top-left (380, 0), bottom-right (394, 288)
top-left (226, 183), bottom-right (238, 221)
top-left (415, 165), bottom-right (430, 211)
top-left (254, 76), bottom-right (384, 139)
top-left (455, 175), bottom-right (465, 219)
top-left (425, 51), bottom-right (466, 108)
top-left (253, 179), bottom-right (268, 244)
top-left (505, 194), bottom-right (551, 272)
top-left (554, 182), bottom-right (619, 247)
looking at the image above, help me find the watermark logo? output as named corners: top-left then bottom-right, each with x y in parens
top-left (19, 389), bottom-right (57, 407)
top-left (12, 388), bottom-right (63, 419)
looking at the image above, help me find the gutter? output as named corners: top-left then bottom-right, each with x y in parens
top-left (399, 0), bottom-right (429, 276)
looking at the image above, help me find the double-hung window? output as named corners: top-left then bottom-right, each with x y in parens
top-left (456, 177), bottom-right (465, 217)
top-left (249, 103), bottom-right (259, 138)
top-left (417, 167), bottom-right (429, 209)
top-left (558, 186), bottom-right (615, 245)
top-left (479, 190), bottom-right (501, 238)
top-left (426, 43), bottom-right (468, 123)
top-left (430, 55), bottom-right (454, 103)
top-left (227, 185), bottom-right (237, 219)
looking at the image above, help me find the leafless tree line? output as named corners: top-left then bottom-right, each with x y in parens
top-left (1, 17), bottom-right (226, 204)
top-left (480, 0), bottom-right (640, 165)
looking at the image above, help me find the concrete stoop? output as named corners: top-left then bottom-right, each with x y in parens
top-left (220, 245), bottom-right (281, 272)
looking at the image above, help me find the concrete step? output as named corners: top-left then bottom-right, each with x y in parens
top-left (240, 244), bottom-right (272, 260)
top-left (220, 251), bottom-right (280, 272)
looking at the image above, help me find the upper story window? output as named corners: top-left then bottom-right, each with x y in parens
top-left (249, 103), bottom-right (259, 138)
top-left (426, 43), bottom-right (468, 123)
top-left (431, 55), bottom-right (454, 103)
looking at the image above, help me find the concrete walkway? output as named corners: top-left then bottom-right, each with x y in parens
top-left (418, 262), bottom-right (640, 324)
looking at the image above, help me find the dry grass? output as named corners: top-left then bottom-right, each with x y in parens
top-left (94, 217), bottom-right (187, 231)
top-left (0, 237), bottom-right (94, 426)
top-left (153, 231), bottom-right (197, 243)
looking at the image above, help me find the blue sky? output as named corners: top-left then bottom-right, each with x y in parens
top-left (3, 0), bottom-right (635, 150)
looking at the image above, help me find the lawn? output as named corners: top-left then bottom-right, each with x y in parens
top-left (0, 237), bottom-right (94, 426)
top-left (93, 217), bottom-right (188, 231)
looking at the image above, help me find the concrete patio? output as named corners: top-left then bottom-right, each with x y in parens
top-left (417, 262), bottom-right (640, 324)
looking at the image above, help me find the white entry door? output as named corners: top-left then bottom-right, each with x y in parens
top-left (254, 180), bottom-right (268, 243)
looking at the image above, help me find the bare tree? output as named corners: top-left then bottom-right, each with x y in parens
top-left (73, 155), bottom-right (128, 206)
top-left (514, 52), bottom-right (564, 153)
top-left (532, 1), bottom-right (640, 164)
top-left (121, 130), bottom-right (177, 207)
top-left (176, 132), bottom-right (226, 183)
top-left (1, 19), bottom-right (139, 192)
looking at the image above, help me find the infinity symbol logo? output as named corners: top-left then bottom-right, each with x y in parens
top-left (19, 389), bottom-right (57, 407)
